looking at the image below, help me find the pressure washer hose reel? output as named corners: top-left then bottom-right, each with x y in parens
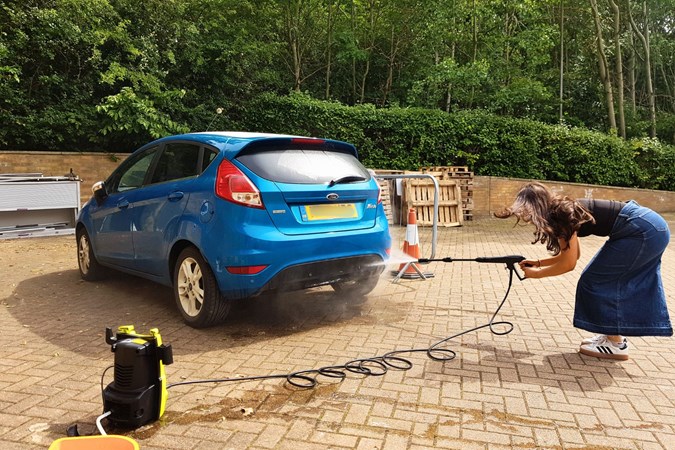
top-left (102, 325), bottom-right (173, 429)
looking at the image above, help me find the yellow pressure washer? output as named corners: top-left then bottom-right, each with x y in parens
top-left (102, 325), bottom-right (173, 429)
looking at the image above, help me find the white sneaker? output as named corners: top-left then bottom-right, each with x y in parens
top-left (579, 336), bottom-right (629, 361)
top-left (581, 334), bottom-right (606, 345)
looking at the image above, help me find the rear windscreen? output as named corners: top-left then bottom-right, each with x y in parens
top-left (236, 149), bottom-right (371, 184)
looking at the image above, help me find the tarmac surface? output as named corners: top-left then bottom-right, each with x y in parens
top-left (1, 215), bottom-right (674, 449)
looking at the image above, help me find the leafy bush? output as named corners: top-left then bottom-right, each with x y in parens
top-left (655, 113), bottom-right (675, 145)
top-left (631, 138), bottom-right (675, 191)
top-left (96, 87), bottom-right (190, 149)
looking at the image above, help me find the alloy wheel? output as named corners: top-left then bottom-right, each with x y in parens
top-left (176, 256), bottom-right (204, 317)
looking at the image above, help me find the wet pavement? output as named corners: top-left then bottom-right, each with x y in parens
top-left (1, 215), bottom-right (674, 449)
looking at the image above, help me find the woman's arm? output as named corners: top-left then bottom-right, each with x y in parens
top-left (519, 233), bottom-right (580, 279)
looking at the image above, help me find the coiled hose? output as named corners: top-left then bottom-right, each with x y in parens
top-left (167, 258), bottom-right (523, 391)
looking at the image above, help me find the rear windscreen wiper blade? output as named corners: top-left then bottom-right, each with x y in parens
top-left (328, 175), bottom-right (367, 187)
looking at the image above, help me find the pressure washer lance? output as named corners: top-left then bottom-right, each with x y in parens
top-left (418, 255), bottom-right (527, 281)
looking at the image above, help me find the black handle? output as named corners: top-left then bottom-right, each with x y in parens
top-left (474, 255), bottom-right (525, 264)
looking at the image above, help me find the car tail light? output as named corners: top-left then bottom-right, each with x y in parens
top-left (291, 137), bottom-right (325, 145)
top-left (367, 169), bottom-right (382, 204)
top-left (215, 160), bottom-right (264, 208)
top-left (226, 265), bottom-right (268, 275)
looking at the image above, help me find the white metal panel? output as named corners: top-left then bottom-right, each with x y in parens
top-left (0, 178), bottom-right (81, 239)
top-left (0, 208), bottom-right (75, 228)
top-left (0, 181), bottom-right (80, 211)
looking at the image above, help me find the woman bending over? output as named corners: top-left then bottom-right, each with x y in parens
top-left (496, 182), bottom-right (672, 360)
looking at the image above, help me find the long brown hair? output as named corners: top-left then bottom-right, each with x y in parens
top-left (495, 182), bottom-right (594, 254)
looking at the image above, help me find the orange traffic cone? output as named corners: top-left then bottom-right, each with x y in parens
top-left (400, 208), bottom-right (421, 268)
top-left (395, 208), bottom-right (433, 280)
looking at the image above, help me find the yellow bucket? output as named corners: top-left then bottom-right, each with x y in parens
top-left (49, 435), bottom-right (139, 450)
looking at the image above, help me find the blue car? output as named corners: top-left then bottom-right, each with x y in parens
top-left (76, 132), bottom-right (391, 327)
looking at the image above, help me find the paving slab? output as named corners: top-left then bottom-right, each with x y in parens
top-left (1, 215), bottom-right (674, 449)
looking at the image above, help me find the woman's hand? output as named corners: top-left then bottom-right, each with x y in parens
top-left (519, 234), bottom-right (580, 279)
top-left (519, 259), bottom-right (540, 269)
top-left (519, 259), bottom-right (541, 279)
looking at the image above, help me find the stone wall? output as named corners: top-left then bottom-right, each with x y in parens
top-left (473, 176), bottom-right (675, 216)
top-left (1, 151), bottom-right (673, 214)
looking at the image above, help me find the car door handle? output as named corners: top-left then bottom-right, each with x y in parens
top-left (167, 191), bottom-right (184, 201)
top-left (117, 200), bottom-right (130, 209)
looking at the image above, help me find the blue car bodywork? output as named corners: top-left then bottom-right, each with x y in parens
top-left (76, 132), bottom-right (391, 326)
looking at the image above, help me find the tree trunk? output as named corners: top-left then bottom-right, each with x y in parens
top-left (284, 1), bottom-right (302, 91)
top-left (659, 63), bottom-right (675, 113)
top-left (559, 0), bottom-right (564, 123)
top-left (469, 0), bottom-right (479, 108)
top-left (472, 0), bottom-right (478, 62)
top-left (446, 40), bottom-right (456, 113)
top-left (590, 0), bottom-right (617, 132)
top-left (381, 26), bottom-right (399, 106)
top-left (359, 0), bottom-right (378, 104)
top-left (351, 1), bottom-right (357, 104)
top-left (445, 3), bottom-right (456, 113)
top-left (325, 1), bottom-right (334, 99)
top-left (627, 29), bottom-right (636, 113)
top-left (608, 0), bottom-right (625, 138)
top-left (626, 0), bottom-right (656, 137)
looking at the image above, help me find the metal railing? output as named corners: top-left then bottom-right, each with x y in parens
top-left (375, 173), bottom-right (439, 281)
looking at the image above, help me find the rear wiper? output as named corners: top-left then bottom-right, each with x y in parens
top-left (328, 175), bottom-right (367, 187)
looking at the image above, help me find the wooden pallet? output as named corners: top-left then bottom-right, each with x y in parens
top-left (421, 166), bottom-right (471, 176)
top-left (376, 177), bottom-right (394, 224)
top-left (373, 170), bottom-right (405, 225)
top-left (421, 166), bottom-right (474, 221)
top-left (403, 179), bottom-right (463, 227)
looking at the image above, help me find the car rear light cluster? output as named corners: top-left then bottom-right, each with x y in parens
top-left (226, 265), bottom-right (268, 275)
top-left (367, 169), bottom-right (383, 205)
top-left (215, 160), bottom-right (264, 208)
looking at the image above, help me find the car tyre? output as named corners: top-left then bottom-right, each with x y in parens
top-left (174, 247), bottom-right (231, 328)
top-left (331, 273), bottom-right (380, 297)
top-left (77, 228), bottom-right (107, 281)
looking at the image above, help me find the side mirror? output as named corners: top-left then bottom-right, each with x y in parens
top-left (92, 181), bottom-right (108, 205)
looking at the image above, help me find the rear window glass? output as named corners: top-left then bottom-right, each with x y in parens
top-left (202, 148), bottom-right (218, 172)
top-left (237, 149), bottom-right (371, 184)
top-left (150, 143), bottom-right (201, 184)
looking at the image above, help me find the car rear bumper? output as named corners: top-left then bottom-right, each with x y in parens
top-left (262, 254), bottom-right (385, 293)
top-left (203, 218), bottom-right (391, 299)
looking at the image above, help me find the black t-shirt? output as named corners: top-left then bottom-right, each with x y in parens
top-left (576, 198), bottom-right (626, 237)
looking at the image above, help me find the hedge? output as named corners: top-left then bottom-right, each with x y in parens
top-left (236, 92), bottom-right (674, 191)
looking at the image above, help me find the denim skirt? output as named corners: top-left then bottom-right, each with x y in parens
top-left (573, 201), bottom-right (672, 336)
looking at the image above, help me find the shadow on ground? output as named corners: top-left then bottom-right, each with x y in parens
top-left (6, 269), bottom-right (379, 357)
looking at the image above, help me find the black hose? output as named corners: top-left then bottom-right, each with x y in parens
top-left (167, 263), bottom-right (520, 391)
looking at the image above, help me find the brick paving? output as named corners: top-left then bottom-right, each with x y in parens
top-left (1, 215), bottom-right (674, 449)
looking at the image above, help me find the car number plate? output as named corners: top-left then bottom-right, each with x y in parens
top-left (305, 203), bottom-right (357, 221)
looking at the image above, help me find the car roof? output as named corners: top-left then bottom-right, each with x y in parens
top-left (148, 131), bottom-right (358, 157)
